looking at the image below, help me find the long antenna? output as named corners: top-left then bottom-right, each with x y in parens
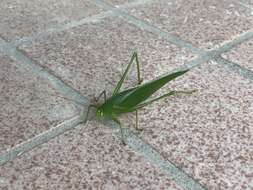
top-left (47, 92), bottom-right (86, 106)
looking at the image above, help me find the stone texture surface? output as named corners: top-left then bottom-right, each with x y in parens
top-left (18, 17), bottom-right (194, 100)
top-left (222, 39), bottom-right (253, 71)
top-left (126, 0), bottom-right (253, 50)
top-left (125, 62), bottom-right (253, 190)
top-left (0, 120), bottom-right (183, 190)
top-left (0, 0), bottom-right (101, 41)
top-left (0, 55), bottom-right (79, 153)
top-left (0, 0), bottom-right (253, 189)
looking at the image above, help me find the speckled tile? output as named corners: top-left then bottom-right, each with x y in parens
top-left (126, 0), bottom-right (253, 50)
top-left (18, 17), bottom-right (194, 100)
top-left (0, 120), bottom-right (184, 190)
top-left (116, 62), bottom-right (253, 189)
top-left (222, 39), bottom-right (253, 71)
top-left (0, 0), bottom-right (101, 41)
top-left (0, 55), bottom-right (79, 153)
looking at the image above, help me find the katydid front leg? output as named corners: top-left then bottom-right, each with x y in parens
top-left (80, 104), bottom-right (97, 123)
top-left (94, 90), bottom-right (107, 103)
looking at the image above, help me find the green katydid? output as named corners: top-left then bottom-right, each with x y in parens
top-left (81, 51), bottom-right (195, 145)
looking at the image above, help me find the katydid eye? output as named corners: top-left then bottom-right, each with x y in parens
top-left (98, 109), bottom-right (103, 116)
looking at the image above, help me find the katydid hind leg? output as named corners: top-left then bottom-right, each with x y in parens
top-left (113, 51), bottom-right (142, 95)
top-left (112, 117), bottom-right (126, 145)
top-left (134, 90), bottom-right (196, 109)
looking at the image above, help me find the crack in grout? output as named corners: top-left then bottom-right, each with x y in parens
top-left (0, 0), bottom-right (253, 189)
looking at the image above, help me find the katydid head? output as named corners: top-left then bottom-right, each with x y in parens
top-left (96, 107), bottom-right (104, 118)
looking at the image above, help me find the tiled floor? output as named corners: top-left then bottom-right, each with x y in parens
top-left (0, 0), bottom-right (252, 189)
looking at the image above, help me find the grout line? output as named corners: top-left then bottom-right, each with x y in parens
top-left (0, 38), bottom-right (210, 168)
top-left (0, 38), bottom-right (88, 106)
top-left (215, 56), bottom-right (253, 81)
top-left (111, 123), bottom-right (208, 190)
top-left (8, 0), bottom-right (154, 48)
top-left (208, 31), bottom-right (253, 56)
top-left (237, 0), bottom-right (253, 12)
top-left (0, 32), bottom-right (219, 190)
top-left (91, 0), bottom-right (205, 55)
top-left (91, 0), bottom-right (253, 57)
top-left (0, 0), bottom-right (252, 189)
top-left (90, 0), bottom-right (253, 79)
top-left (0, 116), bottom-right (83, 165)
top-left (0, 0), bottom-right (250, 163)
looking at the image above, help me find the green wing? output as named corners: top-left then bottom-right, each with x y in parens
top-left (115, 69), bottom-right (189, 109)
